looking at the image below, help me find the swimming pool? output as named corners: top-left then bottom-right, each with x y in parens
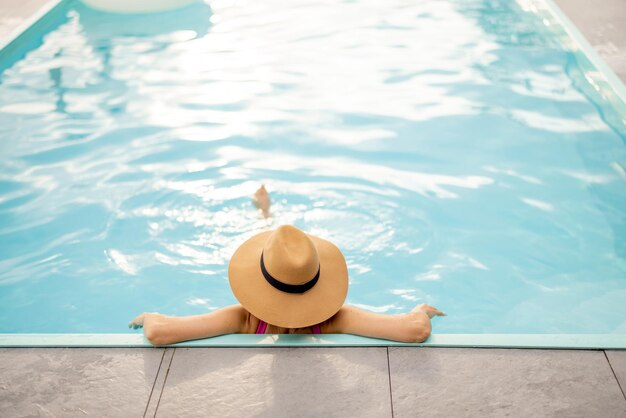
top-left (1, 0), bottom-right (625, 348)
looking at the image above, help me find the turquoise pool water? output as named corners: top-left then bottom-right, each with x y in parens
top-left (0, 0), bottom-right (625, 341)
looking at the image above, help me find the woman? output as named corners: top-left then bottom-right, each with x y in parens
top-left (130, 224), bottom-right (444, 345)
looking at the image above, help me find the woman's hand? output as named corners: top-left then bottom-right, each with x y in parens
top-left (128, 312), bottom-right (160, 329)
top-left (402, 304), bottom-right (445, 342)
top-left (252, 184), bottom-right (271, 218)
top-left (411, 304), bottom-right (445, 319)
top-left (129, 312), bottom-right (168, 345)
top-left (394, 303), bottom-right (445, 343)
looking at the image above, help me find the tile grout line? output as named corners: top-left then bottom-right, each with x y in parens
top-left (153, 347), bottom-right (176, 418)
top-left (144, 348), bottom-right (176, 418)
top-left (143, 349), bottom-right (166, 418)
top-left (604, 350), bottom-right (626, 402)
top-left (386, 347), bottom-right (395, 418)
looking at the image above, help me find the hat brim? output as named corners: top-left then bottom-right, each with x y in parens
top-left (228, 230), bottom-right (348, 329)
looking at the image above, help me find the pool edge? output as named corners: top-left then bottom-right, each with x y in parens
top-left (1, 333), bottom-right (625, 349)
top-left (539, 0), bottom-right (626, 104)
top-left (0, 0), bottom-right (68, 52)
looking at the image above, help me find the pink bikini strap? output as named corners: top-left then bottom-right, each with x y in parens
top-left (312, 324), bottom-right (321, 334)
top-left (256, 320), bottom-right (268, 334)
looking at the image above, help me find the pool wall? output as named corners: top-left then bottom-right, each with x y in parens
top-left (1, 0), bottom-right (625, 349)
top-left (1, 333), bottom-right (626, 349)
top-left (0, 0), bottom-right (68, 73)
top-left (542, 0), bottom-right (626, 104)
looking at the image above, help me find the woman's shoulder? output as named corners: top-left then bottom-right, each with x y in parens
top-left (238, 307), bottom-right (260, 334)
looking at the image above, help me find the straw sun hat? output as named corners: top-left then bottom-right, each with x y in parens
top-left (228, 225), bottom-right (349, 328)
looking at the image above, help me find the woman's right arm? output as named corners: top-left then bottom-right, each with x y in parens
top-left (129, 304), bottom-right (250, 345)
top-left (323, 304), bottom-right (445, 343)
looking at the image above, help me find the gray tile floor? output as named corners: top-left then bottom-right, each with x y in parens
top-left (1, 0), bottom-right (626, 417)
top-left (390, 348), bottom-right (626, 417)
top-left (553, 0), bottom-right (626, 83)
top-left (1, 347), bottom-right (625, 417)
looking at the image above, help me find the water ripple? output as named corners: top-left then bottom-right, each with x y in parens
top-left (0, 0), bottom-right (625, 334)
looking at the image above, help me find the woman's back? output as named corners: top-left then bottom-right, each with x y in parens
top-left (248, 311), bottom-right (324, 335)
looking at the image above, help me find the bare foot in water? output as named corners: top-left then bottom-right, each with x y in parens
top-left (253, 184), bottom-right (271, 218)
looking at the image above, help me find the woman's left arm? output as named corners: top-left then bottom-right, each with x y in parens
top-left (129, 304), bottom-right (250, 345)
top-left (322, 303), bottom-right (445, 343)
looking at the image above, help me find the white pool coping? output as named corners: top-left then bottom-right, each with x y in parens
top-left (542, 0), bottom-right (626, 104)
top-left (1, 0), bottom-right (625, 349)
top-left (0, 0), bottom-right (65, 52)
top-left (1, 333), bottom-right (626, 349)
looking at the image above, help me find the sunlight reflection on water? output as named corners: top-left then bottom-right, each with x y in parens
top-left (0, 0), bottom-right (625, 334)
